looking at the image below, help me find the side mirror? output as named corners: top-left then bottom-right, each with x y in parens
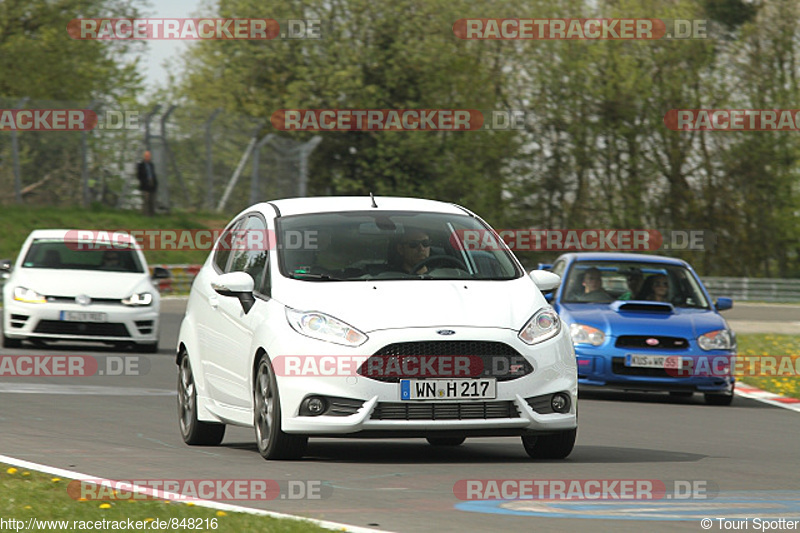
top-left (715, 297), bottom-right (733, 311)
top-left (530, 269), bottom-right (561, 293)
top-left (151, 266), bottom-right (171, 280)
top-left (212, 272), bottom-right (256, 313)
top-left (0, 259), bottom-right (11, 272)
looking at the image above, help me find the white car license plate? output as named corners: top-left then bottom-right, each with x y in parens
top-left (60, 311), bottom-right (107, 322)
top-left (400, 379), bottom-right (496, 400)
top-left (625, 354), bottom-right (682, 369)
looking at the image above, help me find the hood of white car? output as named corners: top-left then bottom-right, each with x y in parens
top-left (274, 277), bottom-right (544, 332)
top-left (10, 269), bottom-right (152, 299)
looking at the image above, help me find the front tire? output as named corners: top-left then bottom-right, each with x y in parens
top-left (254, 354), bottom-right (307, 460)
top-left (522, 428), bottom-right (577, 459)
top-left (2, 331), bottom-right (22, 348)
top-left (177, 352), bottom-right (225, 445)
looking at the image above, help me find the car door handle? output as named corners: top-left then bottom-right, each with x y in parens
top-left (209, 297), bottom-right (219, 310)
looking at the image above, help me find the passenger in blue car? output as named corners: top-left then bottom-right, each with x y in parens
top-left (619, 270), bottom-right (644, 300)
top-left (639, 273), bottom-right (670, 302)
top-left (576, 267), bottom-right (613, 302)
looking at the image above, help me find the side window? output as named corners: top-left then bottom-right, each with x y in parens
top-left (228, 215), bottom-right (270, 296)
top-left (214, 218), bottom-right (243, 273)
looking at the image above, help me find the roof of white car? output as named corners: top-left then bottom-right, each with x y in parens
top-left (25, 229), bottom-right (138, 245)
top-left (254, 196), bottom-right (470, 217)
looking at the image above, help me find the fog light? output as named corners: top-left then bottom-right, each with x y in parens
top-left (300, 396), bottom-right (328, 416)
top-left (551, 393), bottom-right (570, 413)
top-left (308, 397), bottom-right (325, 414)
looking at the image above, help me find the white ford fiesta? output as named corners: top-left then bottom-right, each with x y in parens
top-left (2, 229), bottom-right (161, 352)
top-left (177, 196), bottom-right (577, 460)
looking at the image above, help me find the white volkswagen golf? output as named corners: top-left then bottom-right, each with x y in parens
top-left (2, 229), bottom-right (160, 352)
top-left (177, 196), bottom-right (577, 460)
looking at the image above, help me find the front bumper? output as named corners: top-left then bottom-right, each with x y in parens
top-left (3, 299), bottom-right (159, 344)
top-left (263, 325), bottom-right (578, 436)
top-left (575, 347), bottom-right (736, 393)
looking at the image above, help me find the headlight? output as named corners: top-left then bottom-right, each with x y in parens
top-left (14, 287), bottom-right (46, 304)
top-left (698, 329), bottom-right (732, 351)
top-left (519, 307), bottom-right (561, 345)
top-left (569, 323), bottom-right (605, 346)
top-left (122, 292), bottom-right (153, 306)
top-left (285, 308), bottom-right (368, 346)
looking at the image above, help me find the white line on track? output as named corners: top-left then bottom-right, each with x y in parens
top-left (0, 454), bottom-right (390, 533)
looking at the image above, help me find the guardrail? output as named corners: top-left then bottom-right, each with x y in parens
top-left (702, 277), bottom-right (800, 303)
top-left (149, 264), bottom-right (202, 294)
top-left (4, 267), bottom-right (800, 302)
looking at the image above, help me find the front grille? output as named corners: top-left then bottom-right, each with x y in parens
top-left (9, 314), bottom-right (28, 328)
top-left (362, 341), bottom-right (532, 382)
top-left (611, 357), bottom-right (688, 378)
top-left (135, 320), bottom-right (154, 334)
top-left (34, 320), bottom-right (130, 337)
top-left (616, 336), bottom-right (689, 350)
top-left (371, 401), bottom-right (520, 420)
top-left (45, 296), bottom-right (123, 305)
top-left (526, 394), bottom-right (555, 414)
top-left (326, 397), bottom-right (365, 416)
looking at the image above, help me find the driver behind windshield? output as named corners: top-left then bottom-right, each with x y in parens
top-left (391, 229), bottom-right (431, 274)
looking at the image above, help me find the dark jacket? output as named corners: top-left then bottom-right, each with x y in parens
top-left (137, 160), bottom-right (157, 192)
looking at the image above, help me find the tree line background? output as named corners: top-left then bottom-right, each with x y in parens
top-left (2, 0), bottom-right (799, 276)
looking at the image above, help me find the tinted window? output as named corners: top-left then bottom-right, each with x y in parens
top-left (228, 215), bottom-right (269, 294)
top-left (562, 261), bottom-right (710, 308)
top-left (277, 211), bottom-right (522, 281)
top-left (23, 239), bottom-right (144, 273)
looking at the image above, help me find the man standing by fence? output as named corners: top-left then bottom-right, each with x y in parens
top-left (137, 150), bottom-right (157, 216)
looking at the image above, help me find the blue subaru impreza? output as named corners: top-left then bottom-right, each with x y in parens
top-left (544, 253), bottom-right (735, 405)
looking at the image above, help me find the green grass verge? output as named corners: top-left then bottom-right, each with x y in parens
top-left (0, 205), bottom-right (230, 266)
top-left (736, 334), bottom-right (800, 399)
top-left (0, 464), bottom-right (332, 532)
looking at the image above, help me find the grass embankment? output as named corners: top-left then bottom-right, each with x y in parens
top-left (0, 205), bottom-right (229, 265)
top-left (0, 465), bottom-right (331, 532)
top-left (736, 334), bottom-right (800, 399)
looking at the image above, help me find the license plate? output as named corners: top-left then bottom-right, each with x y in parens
top-left (60, 311), bottom-right (107, 322)
top-left (400, 379), bottom-right (496, 400)
top-left (625, 354), bottom-right (682, 369)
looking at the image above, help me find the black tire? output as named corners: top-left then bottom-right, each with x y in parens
top-left (137, 342), bottom-right (159, 353)
top-left (177, 352), bottom-right (225, 445)
top-left (254, 354), bottom-right (308, 460)
top-left (2, 331), bottom-right (22, 348)
top-left (426, 437), bottom-right (466, 446)
top-left (522, 428), bottom-right (577, 459)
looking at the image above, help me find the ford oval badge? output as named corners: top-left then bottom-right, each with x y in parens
top-left (437, 330), bottom-right (455, 336)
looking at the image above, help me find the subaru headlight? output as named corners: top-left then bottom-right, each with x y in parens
top-left (698, 329), bottom-right (732, 351)
top-left (519, 307), bottom-right (561, 345)
top-left (569, 323), bottom-right (605, 346)
top-left (285, 308), bottom-right (368, 346)
top-left (122, 292), bottom-right (153, 306)
top-left (14, 287), bottom-right (46, 304)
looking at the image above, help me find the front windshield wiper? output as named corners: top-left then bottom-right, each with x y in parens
top-left (289, 272), bottom-right (343, 281)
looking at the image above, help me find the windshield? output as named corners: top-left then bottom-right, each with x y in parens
top-left (22, 239), bottom-right (145, 273)
top-left (562, 261), bottom-right (710, 309)
top-left (277, 211), bottom-right (522, 281)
